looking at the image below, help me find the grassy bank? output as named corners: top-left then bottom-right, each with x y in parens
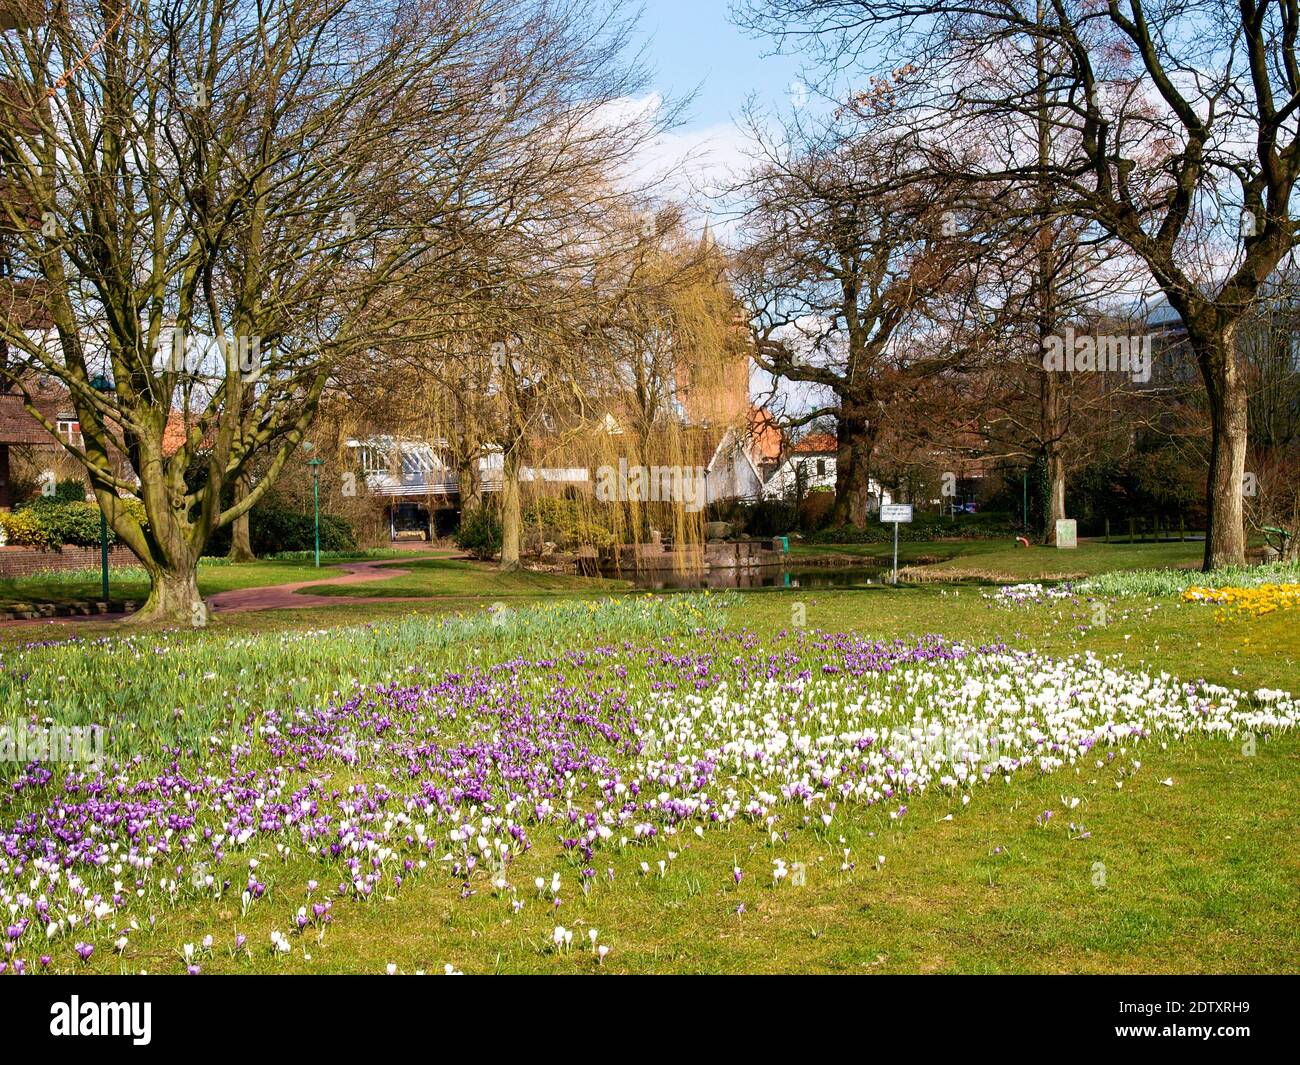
top-left (0, 576), bottom-right (1295, 974)
top-left (790, 537), bottom-right (1208, 582)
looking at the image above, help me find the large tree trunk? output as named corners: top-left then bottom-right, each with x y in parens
top-left (498, 446), bottom-right (521, 572)
top-left (128, 516), bottom-right (204, 626)
top-left (226, 469), bottom-right (256, 563)
top-left (135, 564), bottom-right (203, 626)
top-left (830, 416), bottom-right (875, 527)
top-left (113, 489), bottom-right (206, 626)
top-left (1197, 330), bottom-right (1249, 570)
top-left (1044, 446), bottom-right (1066, 543)
top-left (1040, 370), bottom-right (1067, 545)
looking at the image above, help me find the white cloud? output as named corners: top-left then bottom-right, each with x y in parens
top-left (606, 92), bottom-right (763, 238)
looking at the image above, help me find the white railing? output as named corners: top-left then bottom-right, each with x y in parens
top-left (360, 468), bottom-right (584, 497)
top-left (365, 474), bottom-right (460, 497)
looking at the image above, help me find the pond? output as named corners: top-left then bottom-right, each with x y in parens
top-left (626, 566), bottom-right (888, 591)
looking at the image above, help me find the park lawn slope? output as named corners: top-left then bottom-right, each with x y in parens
top-left (300, 557), bottom-right (629, 598)
top-left (2, 581), bottom-right (1296, 975)
top-left (789, 537), bottom-right (1207, 582)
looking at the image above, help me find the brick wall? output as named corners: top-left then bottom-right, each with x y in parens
top-left (0, 544), bottom-right (141, 579)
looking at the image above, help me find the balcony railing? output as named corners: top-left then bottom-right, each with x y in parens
top-left (358, 468), bottom-right (574, 497)
top-left (364, 471), bottom-right (460, 497)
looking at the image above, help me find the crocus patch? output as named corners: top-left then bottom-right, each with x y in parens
top-left (1183, 582), bottom-right (1300, 619)
top-left (0, 628), bottom-right (1294, 973)
top-left (983, 583), bottom-right (1078, 605)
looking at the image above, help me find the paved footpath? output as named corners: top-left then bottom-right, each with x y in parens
top-left (206, 559), bottom-right (426, 613)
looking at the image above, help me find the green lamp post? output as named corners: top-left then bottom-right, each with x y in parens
top-left (89, 374), bottom-right (113, 600)
top-left (307, 456), bottom-right (325, 567)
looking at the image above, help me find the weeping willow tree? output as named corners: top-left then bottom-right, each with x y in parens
top-left (322, 1), bottom-right (746, 573)
top-left (342, 206), bottom-right (748, 573)
top-left (484, 211), bottom-right (747, 573)
top-left (556, 209), bottom-right (750, 567)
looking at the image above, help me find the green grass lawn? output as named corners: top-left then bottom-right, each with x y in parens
top-left (0, 558), bottom-right (347, 612)
top-left (0, 537), bottom-right (1208, 629)
top-left (305, 557), bottom-right (629, 598)
top-left (791, 536), bottom-right (1207, 582)
top-left (1, 547), bottom-right (1296, 975)
top-left (0, 554), bottom-right (626, 614)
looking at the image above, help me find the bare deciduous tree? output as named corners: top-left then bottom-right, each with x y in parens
top-left (739, 0), bottom-right (1300, 568)
top-left (733, 104), bottom-right (972, 526)
top-left (0, 0), bottom-right (619, 619)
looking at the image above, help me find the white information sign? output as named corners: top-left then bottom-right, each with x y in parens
top-left (880, 504), bottom-right (913, 584)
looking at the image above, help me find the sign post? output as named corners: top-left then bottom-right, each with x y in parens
top-left (880, 503), bottom-right (913, 583)
top-left (306, 457), bottom-right (325, 567)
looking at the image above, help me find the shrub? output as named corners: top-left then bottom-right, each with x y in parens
top-left (702, 499), bottom-right (797, 537)
top-left (204, 504), bottom-right (355, 556)
top-left (570, 520), bottom-right (614, 549)
top-left (743, 499), bottom-right (797, 538)
top-left (0, 509), bottom-right (60, 551)
top-left (19, 499), bottom-right (110, 547)
top-left (254, 507), bottom-right (354, 555)
top-left (455, 507), bottom-right (501, 560)
top-left (807, 523), bottom-right (876, 545)
top-left (14, 496), bottom-right (150, 550)
top-left (521, 498), bottom-right (613, 549)
top-left (53, 479), bottom-right (89, 504)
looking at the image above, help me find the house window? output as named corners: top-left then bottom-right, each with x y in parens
top-left (354, 444), bottom-right (385, 474)
top-left (816, 459), bottom-right (826, 477)
top-left (57, 417), bottom-right (82, 447)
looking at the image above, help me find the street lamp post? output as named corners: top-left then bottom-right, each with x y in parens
top-left (307, 457), bottom-right (325, 567)
top-left (90, 375), bottom-right (113, 601)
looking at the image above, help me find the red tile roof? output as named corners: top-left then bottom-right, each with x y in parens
top-left (747, 407), bottom-right (783, 462)
top-left (792, 432), bottom-right (837, 454)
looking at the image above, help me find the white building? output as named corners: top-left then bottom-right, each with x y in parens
top-left (706, 427), bottom-right (892, 511)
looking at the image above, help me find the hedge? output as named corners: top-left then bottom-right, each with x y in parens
top-left (4, 498), bottom-right (150, 551)
top-left (807, 512), bottom-right (1020, 544)
top-left (19, 499), bottom-right (114, 548)
top-left (204, 505), bottom-right (356, 557)
top-left (0, 509), bottom-right (61, 550)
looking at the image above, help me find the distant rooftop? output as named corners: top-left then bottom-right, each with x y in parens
top-left (1142, 300), bottom-right (1184, 329)
top-left (792, 432), bottom-right (837, 454)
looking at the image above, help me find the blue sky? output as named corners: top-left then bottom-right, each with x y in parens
top-left (634, 1), bottom-right (804, 131)
top-left (626, 2), bottom-right (810, 223)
